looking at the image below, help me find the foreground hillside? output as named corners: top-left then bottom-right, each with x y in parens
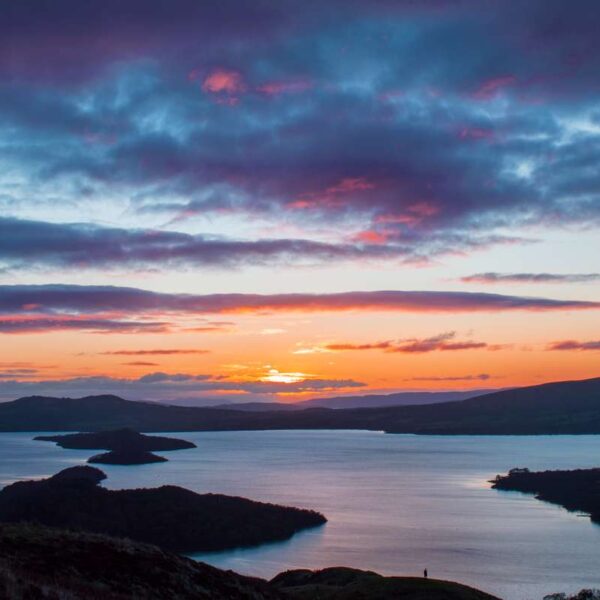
top-left (0, 523), bottom-right (500, 599)
top-left (272, 568), bottom-right (500, 599)
top-left (0, 523), bottom-right (279, 600)
top-left (0, 376), bottom-right (599, 434)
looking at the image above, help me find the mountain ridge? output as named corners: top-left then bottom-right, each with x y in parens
top-left (0, 376), bottom-right (599, 434)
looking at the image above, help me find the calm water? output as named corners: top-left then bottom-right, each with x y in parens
top-left (1, 430), bottom-right (599, 600)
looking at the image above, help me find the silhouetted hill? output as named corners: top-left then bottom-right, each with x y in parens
top-left (272, 567), bottom-right (500, 599)
top-left (295, 389), bottom-right (493, 409)
top-left (211, 390), bottom-right (490, 411)
top-left (1, 377), bottom-right (599, 434)
top-left (0, 523), bottom-right (280, 600)
top-left (0, 466), bottom-right (326, 553)
top-left (492, 467), bottom-right (600, 523)
top-left (209, 401), bottom-right (303, 411)
top-left (0, 523), bottom-right (498, 600)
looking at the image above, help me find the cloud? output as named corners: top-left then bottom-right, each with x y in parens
top-left (406, 374), bottom-right (492, 382)
top-left (326, 332), bottom-right (487, 354)
top-left (0, 217), bottom-right (414, 271)
top-left (121, 361), bottom-right (160, 366)
top-left (0, 316), bottom-right (169, 334)
top-left (2, 1), bottom-right (600, 272)
top-left (0, 368), bottom-right (40, 378)
top-left (461, 272), bottom-right (600, 284)
top-left (201, 69), bottom-right (245, 95)
top-left (0, 371), bottom-right (366, 403)
top-left (0, 285), bottom-right (597, 327)
top-left (547, 340), bottom-right (600, 351)
top-left (326, 341), bottom-right (394, 351)
top-left (102, 349), bottom-right (209, 356)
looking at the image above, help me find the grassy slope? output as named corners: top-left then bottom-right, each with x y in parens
top-left (0, 524), bottom-right (500, 600)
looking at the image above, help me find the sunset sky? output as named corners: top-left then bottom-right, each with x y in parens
top-left (1, 0), bottom-right (599, 404)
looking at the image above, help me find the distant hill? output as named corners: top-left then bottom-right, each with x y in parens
top-left (209, 402), bottom-right (302, 412)
top-left (0, 377), bottom-right (599, 434)
top-left (211, 390), bottom-right (491, 411)
top-left (296, 389), bottom-right (493, 409)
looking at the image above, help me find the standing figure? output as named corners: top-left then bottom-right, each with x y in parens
top-left (424, 568), bottom-right (428, 578)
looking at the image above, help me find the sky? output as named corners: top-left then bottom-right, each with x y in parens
top-left (1, 0), bottom-right (599, 404)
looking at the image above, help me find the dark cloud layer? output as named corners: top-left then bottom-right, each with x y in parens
top-left (1, 1), bottom-right (600, 270)
top-left (0, 217), bottom-right (406, 270)
top-left (0, 285), bottom-right (597, 323)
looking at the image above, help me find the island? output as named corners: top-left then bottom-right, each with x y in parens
top-left (35, 428), bottom-right (196, 465)
top-left (88, 449), bottom-right (168, 465)
top-left (0, 466), bottom-right (327, 553)
top-left (0, 523), bottom-right (500, 599)
top-left (491, 467), bottom-right (600, 523)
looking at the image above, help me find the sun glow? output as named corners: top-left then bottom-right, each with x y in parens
top-left (261, 368), bottom-right (307, 384)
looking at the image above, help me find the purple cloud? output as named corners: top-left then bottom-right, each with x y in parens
top-left (407, 374), bottom-right (492, 382)
top-left (0, 285), bottom-right (597, 321)
top-left (326, 332), bottom-right (487, 353)
top-left (0, 317), bottom-right (169, 334)
top-left (1, 1), bottom-right (599, 272)
top-left (547, 340), bottom-right (600, 351)
top-left (0, 217), bottom-right (414, 270)
top-left (461, 273), bottom-right (600, 284)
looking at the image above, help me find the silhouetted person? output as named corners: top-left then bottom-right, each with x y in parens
top-left (424, 569), bottom-right (428, 578)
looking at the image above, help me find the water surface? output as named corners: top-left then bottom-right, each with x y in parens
top-left (1, 430), bottom-right (599, 600)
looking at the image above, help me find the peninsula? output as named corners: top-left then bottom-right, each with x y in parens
top-left (0, 466), bottom-right (326, 553)
top-left (491, 467), bottom-right (600, 524)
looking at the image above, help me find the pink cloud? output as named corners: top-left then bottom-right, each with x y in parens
top-left (325, 332), bottom-right (488, 353)
top-left (375, 202), bottom-right (439, 227)
top-left (289, 177), bottom-right (376, 210)
top-left (353, 230), bottom-right (388, 244)
top-left (326, 177), bottom-right (375, 194)
top-left (201, 68), bottom-right (245, 94)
